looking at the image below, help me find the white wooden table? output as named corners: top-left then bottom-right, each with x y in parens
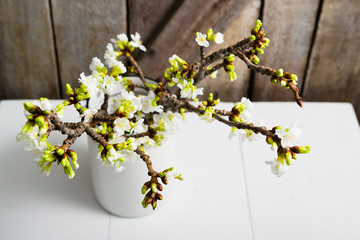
top-left (0, 100), bottom-right (359, 240)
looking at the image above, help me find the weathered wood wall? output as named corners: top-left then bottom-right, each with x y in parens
top-left (1, 0), bottom-right (359, 120)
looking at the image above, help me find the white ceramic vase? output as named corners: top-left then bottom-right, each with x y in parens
top-left (88, 138), bottom-right (175, 217)
top-left (88, 77), bottom-right (175, 217)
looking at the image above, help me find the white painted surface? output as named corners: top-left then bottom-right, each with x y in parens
top-left (0, 100), bottom-right (359, 239)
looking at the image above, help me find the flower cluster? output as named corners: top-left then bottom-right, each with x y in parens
top-left (17, 20), bottom-right (311, 209)
top-left (195, 28), bottom-right (224, 47)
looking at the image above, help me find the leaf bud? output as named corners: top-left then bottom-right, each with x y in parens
top-left (152, 201), bottom-right (157, 210)
top-left (161, 177), bottom-right (168, 185)
top-left (156, 193), bottom-right (163, 200)
top-left (157, 183), bottom-right (163, 191)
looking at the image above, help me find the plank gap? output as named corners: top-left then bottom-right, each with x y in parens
top-left (48, 0), bottom-right (62, 99)
top-left (126, 0), bottom-right (130, 36)
top-left (300, 0), bottom-right (324, 99)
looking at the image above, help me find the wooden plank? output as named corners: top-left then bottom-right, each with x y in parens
top-left (128, 0), bottom-right (182, 50)
top-left (0, 0), bottom-right (59, 99)
top-left (197, 0), bottom-right (261, 101)
top-left (303, 0), bottom-right (360, 121)
top-left (251, 0), bottom-right (319, 102)
top-left (50, 0), bottom-right (126, 96)
top-left (138, 0), bottom-right (244, 81)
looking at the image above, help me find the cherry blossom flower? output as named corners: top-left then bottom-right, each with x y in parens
top-left (275, 122), bottom-right (302, 147)
top-left (79, 73), bottom-right (100, 97)
top-left (82, 108), bottom-right (98, 123)
top-left (141, 91), bottom-right (163, 113)
top-left (89, 57), bottom-right (104, 72)
top-left (130, 32), bottom-right (146, 52)
top-left (266, 160), bottom-right (288, 177)
top-left (117, 33), bottom-right (128, 42)
top-left (214, 32), bottom-right (224, 44)
top-left (39, 98), bottom-right (52, 112)
top-left (102, 75), bottom-right (117, 95)
top-left (113, 118), bottom-right (131, 135)
top-left (177, 79), bottom-right (204, 99)
top-left (195, 32), bottom-right (209, 47)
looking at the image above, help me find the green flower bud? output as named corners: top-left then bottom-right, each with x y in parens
top-left (42, 153), bottom-right (56, 162)
top-left (256, 48), bottom-right (264, 54)
top-left (145, 83), bottom-right (157, 90)
top-left (61, 156), bottom-right (70, 168)
top-left (280, 80), bottom-right (287, 87)
top-left (227, 71), bottom-right (237, 81)
top-left (67, 150), bottom-right (77, 161)
top-left (299, 145), bottom-right (311, 154)
top-left (276, 68), bottom-right (284, 77)
top-left (249, 35), bottom-right (256, 41)
top-left (213, 99), bottom-right (220, 105)
top-left (35, 116), bottom-right (45, 127)
top-left (226, 54), bottom-right (235, 62)
top-left (65, 84), bottom-right (74, 96)
top-left (151, 182), bottom-right (158, 192)
top-left (74, 103), bottom-right (81, 110)
top-left (251, 56), bottom-right (260, 64)
top-left (56, 148), bottom-right (65, 156)
top-left (24, 102), bottom-right (37, 113)
top-left (271, 78), bottom-right (278, 84)
top-left (207, 93), bottom-right (213, 101)
top-left (290, 74), bottom-right (298, 81)
top-left (72, 160), bottom-right (79, 169)
top-left (226, 64), bottom-right (235, 71)
top-left (142, 198), bottom-right (149, 208)
top-left (141, 184), bottom-right (149, 194)
top-left (277, 156), bottom-right (285, 166)
top-left (67, 167), bottom-right (75, 179)
top-left (285, 152), bottom-right (293, 165)
top-left (255, 19), bottom-right (262, 28)
top-left (26, 114), bottom-right (35, 120)
top-left (266, 136), bottom-right (274, 144)
top-left (206, 28), bottom-right (214, 40)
